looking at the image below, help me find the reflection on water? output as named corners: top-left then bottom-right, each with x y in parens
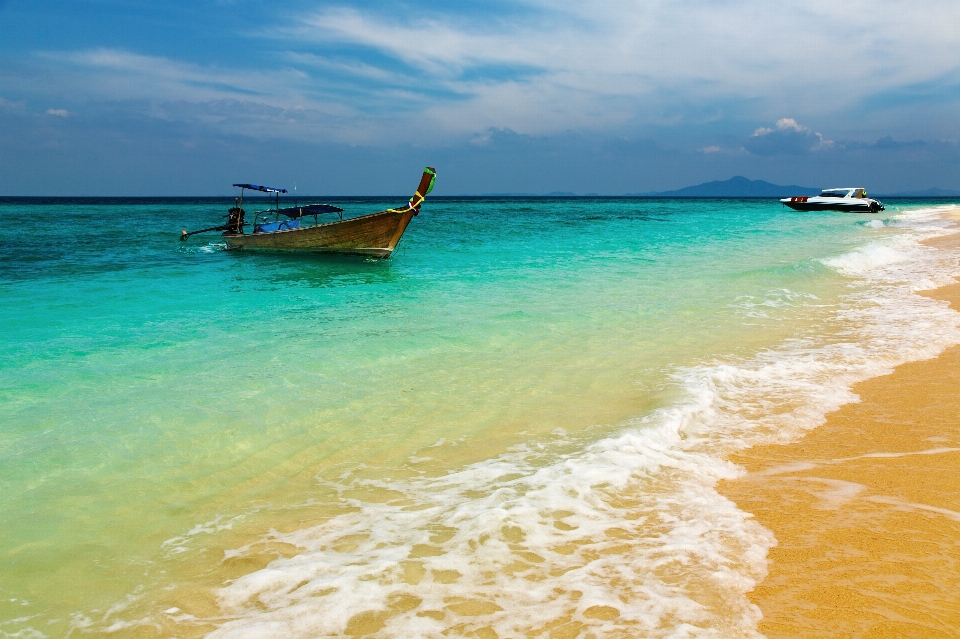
top-left (225, 250), bottom-right (402, 289)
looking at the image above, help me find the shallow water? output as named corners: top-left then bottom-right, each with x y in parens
top-left (1, 197), bottom-right (958, 638)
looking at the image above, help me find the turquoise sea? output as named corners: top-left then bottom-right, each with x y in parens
top-left (2, 196), bottom-right (959, 638)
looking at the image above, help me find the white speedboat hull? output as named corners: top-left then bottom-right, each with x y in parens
top-left (781, 196), bottom-right (884, 213)
top-left (781, 188), bottom-right (884, 213)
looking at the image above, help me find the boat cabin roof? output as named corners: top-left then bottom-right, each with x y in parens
top-left (277, 204), bottom-right (345, 218)
top-left (233, 183), bottom-right (288, 194)
top-left (819, 188), bottom-right (863, 198)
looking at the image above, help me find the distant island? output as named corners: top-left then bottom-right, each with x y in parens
top-left (629, 176), bottom-right (819, 197)
top-left (472, 176), bottom-right (960, 198)
top-left (876, 187), bottom-right (960, 197)
top-left (634, 178), bottom-right (960, 198)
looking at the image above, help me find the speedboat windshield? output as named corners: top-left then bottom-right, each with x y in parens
top-left (819, 189), bottom-right (854, 198)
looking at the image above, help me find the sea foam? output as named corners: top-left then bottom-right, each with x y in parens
top-left (204, 207), bottom-right (960, 639)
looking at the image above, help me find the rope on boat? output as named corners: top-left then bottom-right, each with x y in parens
top-left (386, 168), bottom-right (434, 213)
top-left (386, 190), bottom-right (426, 214)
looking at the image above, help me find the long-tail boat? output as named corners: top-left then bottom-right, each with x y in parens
top-left (180, 167), bottom-right (436, 258)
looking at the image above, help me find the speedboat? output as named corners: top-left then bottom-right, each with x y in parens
top-left (781, 188), bottom-right (884, 213)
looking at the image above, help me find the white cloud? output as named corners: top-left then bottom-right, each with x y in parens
top-left (274, 0), bottom-right (960, 139)
top-left (753, 118), bottom-right (807, 137)
top-left (23, 49), bottom-right (377, 141)
top-left (701, 145), bottom-right (721, 154)
top-left (0, 96), bottom-right (26, 113)
top-left (812, 132), bottom-right (835, 150)
top-left (745, 118), bottom-right (835, 155)
top-left (46, 108), bottom-right (69, 117)
top-left (8, 0), bottom-right (960, 144)
top-left (41, 49), bottom-right (295, 104)
top-left (774, 118), bottom-right (806, 133)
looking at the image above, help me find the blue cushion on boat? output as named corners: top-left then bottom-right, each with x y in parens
top-left (255, 218), bottom-right (300, 233)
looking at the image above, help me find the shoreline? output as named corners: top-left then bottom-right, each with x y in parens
top-left (718, 227), bottom-right (960, 637)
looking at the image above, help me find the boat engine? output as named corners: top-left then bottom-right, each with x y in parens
top-left (224, 199), bottom-right (246, 234)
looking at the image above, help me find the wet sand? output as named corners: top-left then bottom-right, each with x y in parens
top-left (719, 230), bottom-right (960, 638)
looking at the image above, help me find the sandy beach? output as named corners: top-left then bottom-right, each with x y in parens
top-left (719, 228), bottom-right (960, 638)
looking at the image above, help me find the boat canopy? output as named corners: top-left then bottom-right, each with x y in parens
top-left (277, 204), bottom-right (345, 218)
top-left (819, 188), bottom-right (857, 198)
top-left (233, 183), bottom-right (288, 194)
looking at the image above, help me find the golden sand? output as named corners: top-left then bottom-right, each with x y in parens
top-left (719, 230), bottom-right (960, 638)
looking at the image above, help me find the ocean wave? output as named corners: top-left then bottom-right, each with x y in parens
top-left (177, 241), bottom-right (227, 254)
top-left (210, 424), bottom-right (771, 639)
top-left (732, 288), bottom-right (821, 320)
top-left (199, 207), bottom-right (960, 639)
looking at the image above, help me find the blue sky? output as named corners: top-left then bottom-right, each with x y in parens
top-left (1, 0), bottom-right (959, 195)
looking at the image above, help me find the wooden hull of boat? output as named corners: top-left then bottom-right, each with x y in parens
top-left (223, 208), bottom-right (416, 258)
